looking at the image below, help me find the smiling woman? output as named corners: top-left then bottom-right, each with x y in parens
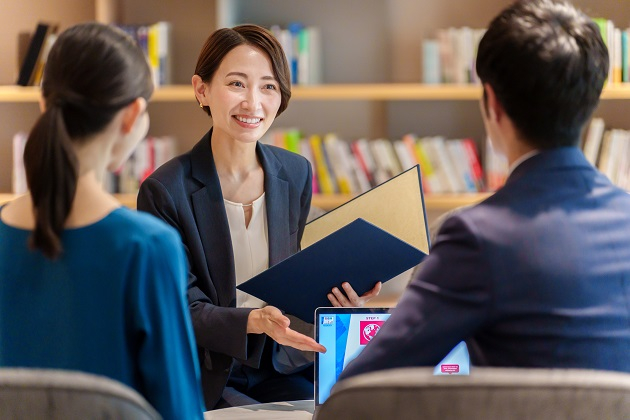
top-left (136, 24), bottom-right (381, 410)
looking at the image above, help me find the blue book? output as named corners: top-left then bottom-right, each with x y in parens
top-left (422, 39), bottom-right (441, 84)
top-left (288, 22), bottom-right (303, 85)
top-left (238, 218), bottom-right (426, 322)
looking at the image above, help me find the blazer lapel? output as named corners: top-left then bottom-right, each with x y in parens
top-left (190, 131), bottom-right (236, 307)
top-left (258, 143), bottom-right (290, 266)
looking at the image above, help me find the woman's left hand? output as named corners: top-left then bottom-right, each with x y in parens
top-left (327, 281), bottom-right (382, 307)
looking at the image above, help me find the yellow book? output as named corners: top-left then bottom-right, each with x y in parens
top-left (148, 24), bottom-right (160, 86)
top-left (309, 135), bottom-right (335, 195)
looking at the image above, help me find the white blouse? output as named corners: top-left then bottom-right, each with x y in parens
top-left (223, 192), bottom-right (269, 308)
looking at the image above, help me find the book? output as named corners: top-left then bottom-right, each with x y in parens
top-left (301, 165), bottom-right (430, 253)
top-left (310, 134), bottom-right (336, 194)
top-left (446, 139), bottom-right (477, 192)
top-left (238, 218), bottom-right (425, 322)
top-left (582, 117), bottom-right (606, 166)
top-left (422, 39), bottom-right (441, 84)
top-left (351, 139), bottom-right (377, 187)
top-left (30, 31), bottom-right (58, 86)
top-left (324, 134), bottom-right (353, 194)
top-left (461, 138), bottom-right (484, 191)
top-left (238, 165), bottom-right (429, 322)
top-left (17, 22), bottom-right (58, 86)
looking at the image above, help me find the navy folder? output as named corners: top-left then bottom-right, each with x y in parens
top-left (237, 218), bottom-right (426, 322)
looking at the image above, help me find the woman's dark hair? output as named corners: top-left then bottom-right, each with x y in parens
top-left (24, 22), bottom-right (154, 259)
top-left (475, 0), bottom-right (608, 148)
top-left (195, 24), bottom-right (291, 117)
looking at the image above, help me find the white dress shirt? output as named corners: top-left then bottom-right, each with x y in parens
top-left (223, 193), bottom-right (269, 308)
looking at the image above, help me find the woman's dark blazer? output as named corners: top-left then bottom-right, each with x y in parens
top-left (137, 129), bottom-right (312, 409)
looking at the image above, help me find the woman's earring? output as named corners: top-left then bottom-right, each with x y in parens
top-left (199, 103), bottom-right (204, 108)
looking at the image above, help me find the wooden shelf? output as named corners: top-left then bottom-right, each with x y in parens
top-left (292, 84), bottom-right (484, 100)
top-left (3, 84), bottom-right (630, 103)
top-left (0, 192), bottom-right (491, 211)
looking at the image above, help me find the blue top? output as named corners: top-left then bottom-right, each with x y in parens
top-left (0, 207), bottom-right (205, 420)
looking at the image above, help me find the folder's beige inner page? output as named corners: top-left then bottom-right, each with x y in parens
top-left (301, 167), bottom-right (429, 254)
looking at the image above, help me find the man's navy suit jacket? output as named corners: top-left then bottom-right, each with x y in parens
top-left (341, 147), bottom-right (630, 380)
top-left (137, 130), bottom-right (312, 409)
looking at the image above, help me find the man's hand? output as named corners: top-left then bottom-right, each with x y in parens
top-left (327, 281), bottom-right (382, 307)
top-left (247, 306), bottom-right (326, 352)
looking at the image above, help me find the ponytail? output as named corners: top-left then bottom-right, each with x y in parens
top-left (23, 103), bottom-right (78, 259)
top-left (21, 22), bottom-right (154, 259)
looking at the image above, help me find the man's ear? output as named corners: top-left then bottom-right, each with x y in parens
top-left (192, 74), bottom-right (207, 107)
top-left (483, 83), bottom-right (503, 122)
top-left (121, 98), bottom-right (147, 134)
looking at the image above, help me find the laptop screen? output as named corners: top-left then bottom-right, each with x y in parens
top-left (314, 307), bottom-right (470, 406)
top-left (314, 307), bottom-right (392, 406)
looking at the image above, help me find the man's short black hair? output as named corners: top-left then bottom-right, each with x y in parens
top-left (476, 0), bottom-right (608, 148)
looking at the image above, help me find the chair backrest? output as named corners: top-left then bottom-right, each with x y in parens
top-left (314, 367), bottom-right (630, 420)
top-left (0, 368), bottom-right (161, 420)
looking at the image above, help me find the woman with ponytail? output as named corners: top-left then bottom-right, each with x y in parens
top-left (0, 23), bottom-right (204, 419)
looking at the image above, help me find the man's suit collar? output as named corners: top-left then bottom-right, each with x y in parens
top-left (506, 146), bottom-right (591, 186)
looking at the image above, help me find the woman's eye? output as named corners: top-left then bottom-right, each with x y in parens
top-left (264, 84), bottom-right (277, 90)
top-left (230, 81), bottom-right (244, 88)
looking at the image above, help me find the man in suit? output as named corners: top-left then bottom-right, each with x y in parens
top-left (339, 0), bottom-right (630, 381)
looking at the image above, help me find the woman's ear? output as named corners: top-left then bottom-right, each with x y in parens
top-left (192, 74), bottom-right (207, 107)
top-left (120, 98), bottom-right (147, 134)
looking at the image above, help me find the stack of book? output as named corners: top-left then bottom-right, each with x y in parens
top-left (115, 22), bottom-right (172, 87)
top-left (262, 129), bottom-right (491, 196)
top-left (593, 18), bottom-right (630, 84)
top-left (581, 118), bottom-right (630, 190)
top-left (107, 136), bottom-right (176, 194)
top-left (16, 21), bottom-right (172, 87)
top-left (422, 26), bottom-right (486, 84)
top-left (270, 23), bottom-right (322, 85)
top-left (12, 132), bottom-right (176, 195)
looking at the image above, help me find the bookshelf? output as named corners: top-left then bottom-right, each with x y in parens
top-left (5, 84), bottom-right (630, 103)
top-left (0, 192), bottom-right (492, 212)
top-left (2, 0), bottom-right (630, 224)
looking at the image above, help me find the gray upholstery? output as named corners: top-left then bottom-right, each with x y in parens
top-left (314, 367), bottom-right (630, 420)
top-left (0, 368), bottom-right (161, 420)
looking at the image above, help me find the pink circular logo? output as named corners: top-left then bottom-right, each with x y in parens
top-left (362, 323), bottom-right (380, 342)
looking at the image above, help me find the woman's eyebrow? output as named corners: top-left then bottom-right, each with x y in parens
top-left (225, 72), bottom-right (277, 81)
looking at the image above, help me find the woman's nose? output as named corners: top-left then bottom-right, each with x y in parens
top-left (241, 89), bottom-right (261, 110)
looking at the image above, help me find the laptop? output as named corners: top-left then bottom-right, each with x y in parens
top-left (314, 307), bottom-right (393, 406)
top-left (314, 306), bottom-right (470, 407)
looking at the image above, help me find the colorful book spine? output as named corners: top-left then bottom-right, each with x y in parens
top-left (309, 135), bottom-right (336, 195)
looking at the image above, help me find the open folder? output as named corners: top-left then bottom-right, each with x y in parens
top-left (237, 165), bottom-right (430, 322)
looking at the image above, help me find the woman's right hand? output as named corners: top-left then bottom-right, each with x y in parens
top-left (247, 306), bottom-right (326, 353)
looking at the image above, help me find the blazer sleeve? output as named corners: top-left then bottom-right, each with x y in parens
top-left (338, 214), bottom-right (493, 381)
top-left (138, 177), bottom-right (265, 363)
